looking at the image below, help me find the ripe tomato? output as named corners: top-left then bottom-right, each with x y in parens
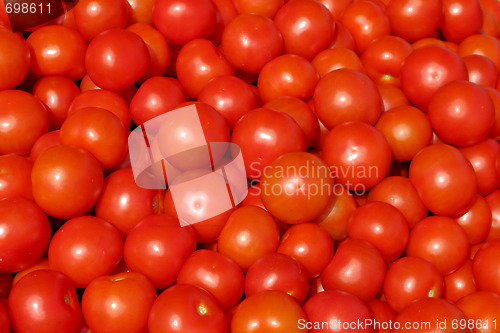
top-left (148, 284), bottom-right (228, 333)
top-left (0, 197), bottom-right (51, 273)
top-left (440, 0), bottom-right (483, 43)
top-left (0, 154), bottom-right (33, 200)
top-left (82, 271), bottom-right (157, 333)
top-left (176, 249), bottom-right (245, 310)
top-left (376, 83), bottom-right (410, 111)
top-left (458, 33), bottom-right (500, 71)
top-left (312, 47), bottom-right (365, 78)
top-left (73, 0), bottom-right (128, 41)
top-left (0, 30), bottom-right (30, 90)
top-left (454, 194), bottom-right (492, 245)
top-left (126, 0), bottom-right (155, 25)
top-left (444, 259), bottom-right (476, 303)
top-left (472, 239), bottom-right (500, 295)
top-left (233, 0), bottom-right (283, 18)
top-left (314, 189), bottom-right (357, 242)
top-left (456, 291), bottom-right (500, 333)
top-left (367, 299), bottom-right (396, 333)
top-left (231, 290), bottom-right (308, 333)
top-left (30, 130), bottom-right (61, 162)
top-left (12, 257), bottom-right (50, 286)
top-left (8, 270), bottom-right (81, 333)
top-left (463, 54), bottom-right (498, 88)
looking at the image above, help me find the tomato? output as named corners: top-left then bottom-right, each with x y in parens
top-left (231, 290), bottom-right (308, 333)
top-left (428, 80), bottom-right (495, 147)
top-left (463, 54), bottom-right (498, 88)
top-left (176, 249), bottom-right (244, 310)
top-left (458, 34), bottom-right (500, 71)
top-left (0, 89), bottom-right (49, 155)
top-left (233, 0), bottom-right (284, 18)
top-left (444, 259), bottom-right (476, 303)
top-left (322, 121), bottom-right (391, 190)
top-left (313, 68), bottom-right (383, 129)
top-left (341, 0), bottom-right (391, 54)
top-left (73, 0), bottom-right (128, 41)
top-left (454, 195), bottom-right (492, 245)
top-left (176, 38), bottom-right (235, 98)
top-left (79, 73), bottom-right (138, 104)
top-left (317, 0), bottom-right (352, 20)
top-left (367, 299), bottom-right (396, 333)
top-left (8, 270), bottom-right (81, 333)
top-left (376, 83), bottom-right (410, 111)
top-left (274, 0), bottom-right (334, 60)
top-left (218, 206), bottom-right (280, 272)
top-left (312, 47), bottom-right (365, 78)
top-left (220, 14), bottom-right (283, 73)
top-left (393, 298), bottom-right (469, 333)
top-left (0, 154), bottom-right (33, 200)
top-left (82, 271), bottom-right (157, 333)
top-left (440, 0), bottom-right (483, 43)
top-left (30, 130), bottom-right (61, 162)
top-left (348, 201), bottom-right (409, 263)
top-left (148, 284), bottom-right (228, 333)
top-left (409, 144), bottom-right (477, 217)
top-left (400, 45), bottom-right (468, 111)
top-left (314, 189), bottom-right (357, 242)
top-left (48, 216), bottom-right (123, 288)
top-left (386, 0), bottom-right (442, 42)
top-left (0, 197), bottom-right (50, 273)
top-left (303, 289), bottom-right (375, 333)
top-left (485, 190), bottom-right (500, 240)
top-left (456, 291), bottom-right (500, 333)
top-left (0, 30), bottom-right (30, 90)
top-left (12, 257), bottom-right (50, 285)
top-left (126, 0), bottom-right (155, 25)
top-left (123, 214), bottom-right (196, 288)
top-left (375, 105), bottom-right (433, 161)
top-left (231, 107), bottom-right (306, 180)
top-left (472, 239), bottom-right (500, 295)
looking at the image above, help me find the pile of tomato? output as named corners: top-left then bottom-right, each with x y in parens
top-left (1, 0), bottom-right (500, 332)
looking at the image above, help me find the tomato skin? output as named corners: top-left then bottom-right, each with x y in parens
top-left (487, 87), bottom-right (500, 140)
top-left (456, 291), bottom-right (500, 333)
top-left (48, 216), bottom-right (123, 288)
top-left (176, 249), bottom-right (245, 310)
top-left (312, 47), bottom-right (365, 78)
top-left (126, 0), bottom-right (155, 25)
top-left (440, 0), bottom-right (483, 43)
top-left (153, 0), bottom-right (216, 45)
top-left (74, 0), bottom-right (129, 41)
top-left (8, 270), bottom-right (82, 333)
top-left (444, 259), bottom-right (476, 303)
top-left (148, 284), bottom-right (228, 333)
top-left (274, 0), bottom-right (334, 60)
top-left (472, 239), bottom-right (500, 295)
top-left (454, 195), bottom-right (492, 245)
top-left (85, 29), bottom-right (150, 92)
top-left (30, 130), bottom-right (61, 162)
top-left (367, 299), bottom-right (396, 333)
top-left (463, 54), bottom-right (498, 88)
top-left (376, 83), bottom-right (410, 111)
top-left (231, 290), bottom-right (308, 333)
top-left (0, 89), bottom-right (49, 155)
top-left (123, 214), bottom-right (196, 289)
top-left (383, 256), bottom-right (445, 313)
top-left (485, 190), bottom-right (500, 240)
top-left (0, 197), bottom-right (51, 273)
top-left (82, 271), bottom-right (157, 333)
top-left (314, 68), bottom-right (383, 129)
top-left (409, 144), bottom-right (477, 217)
top-left (0, 30), bottom-right (30, 90)
top-left (458, 34), bottom-right (500, 71)
top-left (233, 0), bottom-right (284, 18)
top-left (31, 145), bottom-right (104, 219)
top-left (314, 189), bottom-right (357, 242)
top-left (0, 154), bottom-right (33, 201)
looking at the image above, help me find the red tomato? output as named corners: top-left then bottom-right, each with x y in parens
top-left (386, 0), bottom-right (442, 42)
top-left (218, 206), bottom-right (280, 272)
top-left (321, 238), bottom-right (386, 302)
top-left (485, 190), bottom-right (500, 240)
top-left (8, 270), bottom-right (81, 333)
top-left (31, 145), bottom-right (104, 219)
top-left (30, 130), bottom-right (61, 162)
top-left (73, 0), bottom-right (128, 41)
top-left (230, 107), bottom-right (306, 180)
top-left (126, 0), bottom-right (155, 25)
top-left (487, 87), bottom-right (500, 140)
top-left (233, 0), bottom-right (284, 18)
top-left (472, 239), bottom-right (500, 295)
top-left (341, 0), bottom-right (391, 54)
top-left (454, 194), bottom-right (492, 245)
top-left (274, 0), bottom-right (334, 60)
top-left (148, 284), bottom-right (228, 333)
top-left (231, 290), bottom-right (308, 333)
top-left (0, 197), bottom-right (50, 273)
top-left (444, 259), bottom-right (476, 303)
top-left (463, 54), bottom-right (499, 88)
top-left (322, 121), bottom-right (391, 190)
top-left (82, 271), bottom-right (157, 333)
top-left (176, 249), bottom-right (245, 310)
top-left (48, 216), bottom-right (123, 288)
top-left (312, 47), bottom-right (365, 77)
top-left (383, 256), bottom-right (444, 313)
top-left (303, 289), bottom-right (375, 333)
top-left (440, 0), bottom-right (483, 43)
top-left (0, 154), bottom-right (33, 200)
top-left (313, 68), bottom-right (383, 129)
top-left (348, 201), bottom-right (409, 263)
top-left (458, 33), bottom-right (500, 71)
top-left (12, 257), bottom-right (50, 286)
top-left (123, 214), bottom-right (196, 288)
top-left (400, 45), bottom-right (468, 111)
top-left (376, 83), bottom-right (410, 111)
top-left (367, 299), bottom-right (396, 333)
top-left (456, 291), bottom-right (500, 333)
top-left (79, 73), bottom-right (138, 104)
top-left (409, 144), bottom-right (477, 217)
top-left (0, 30), bottom-right (30, 90)
top-left (85, 29), bottom-right (150, 92)
top-left (0, 89), bottom-right (49, 155)
top-left (428, 80), bottom-right (495, 147)
top-left (220, 14), bottom-right (283, 73)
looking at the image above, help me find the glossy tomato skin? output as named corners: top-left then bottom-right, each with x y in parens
top-left (8, 270), bottom-right (81, 333)
top-left (82, 271), bottom-right (157, 333)
top-left (0, 197), bottom-right (51, 273)
top-left (30, 130), bottom-right (61, 162)
top-left (409, 144), bottom-right (477, 217)
top-left (31, 145), bottom-right (104, 219)
top-left (85, 29), bottom-right (150, 92)
top-left (376, 83), bottom-right (410, 111)
top-left (454, 194), bottom-right (492, 245)
top-left (463, 54), bottom-right (499, 88)
top-left (456, 291), bottom-right (500, 333)
top-left (444, 260), bottom-right (476, 303)
top-left (153, 0), bottom-right (216, 45)
top-left (148, 284), bottom-right (228, 333)
top-left (440, 0), bottom-right (483, 43)
top-left (400, 45), bottom-right (468, 111)
top-left (176, 249), bottom-right (245, 310)
top-left (472, 239), bottom-right (500, 295)
top-left (274, 0), bottom-right (334, 60)
top-left (0, 30), bottom-right (30, 90)
top-left (123, 214), bottom-right (196, 289)
top-left (458, 33), bottom-right (500, 71)
top-left (126, 0), bottom-right (155, 25)
top-left (73, 0), bottom-right (129, 41)
top-left (0, 154), bottom-right (33, 200)
top-left (0, 89), bottom-right (49, 155)
top-left (312, 47), bottom-right (365, 78)
top-left (48, 216), bottom-right (123, 288)
top-left (231, 290), bottom-right (308, 333)
top-left (322, 121), bottom-right (391, 190)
